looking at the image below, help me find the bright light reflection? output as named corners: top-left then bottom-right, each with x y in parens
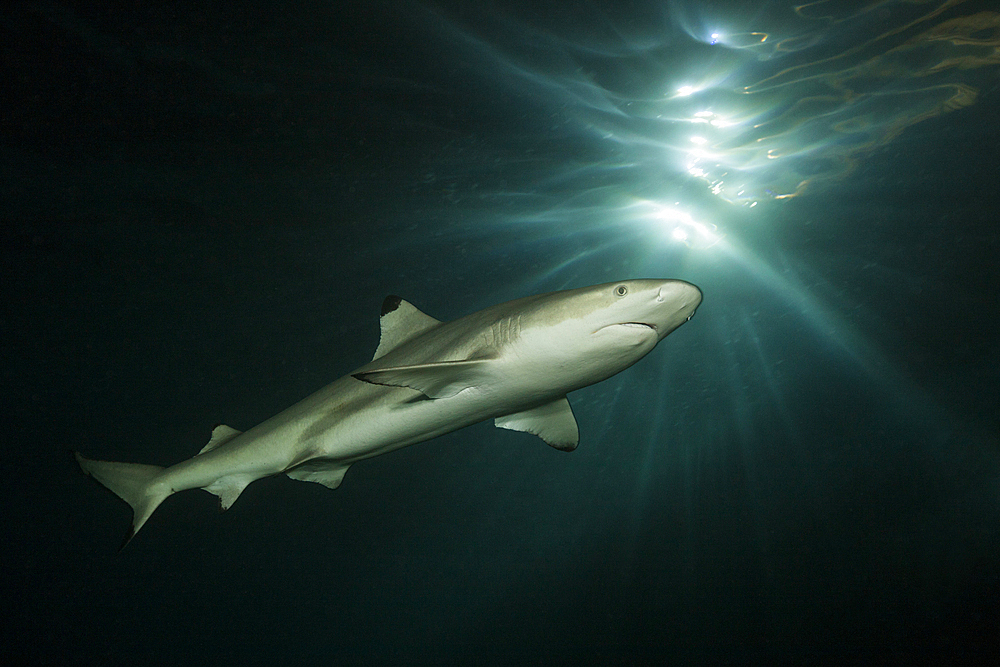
top-left (642, 202), bottom-right (724, 249)
top-left (410, 0), bottom-right (1000, 244)
top-left (660, 7), bottom-right (999, 205)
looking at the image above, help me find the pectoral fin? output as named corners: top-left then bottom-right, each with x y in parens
top-left (495, 397), bottom-right (579, 451)
top-left (353, 359), bottom-right (493, 399)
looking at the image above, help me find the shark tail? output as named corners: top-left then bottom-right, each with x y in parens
top-left (74, 452), bottom-right (170, 550)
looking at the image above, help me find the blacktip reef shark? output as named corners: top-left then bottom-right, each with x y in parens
top-left (76, 279), bottom-right (702, 547)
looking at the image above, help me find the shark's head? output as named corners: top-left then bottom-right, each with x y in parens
top-left (602, 279), bottom-right (703, 341)
top-left (513, 279), bottom-right (702, 392)
top-left (577, 278), bottom-right (701, 344)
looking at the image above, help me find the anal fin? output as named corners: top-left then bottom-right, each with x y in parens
top-left (204, 475), bottom-right (252, 510)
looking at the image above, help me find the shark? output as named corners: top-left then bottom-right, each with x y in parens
top-left (75, 279), bottom-right (702, 547)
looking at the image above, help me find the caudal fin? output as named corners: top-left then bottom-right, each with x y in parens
top-left (74, 452), bottom-right (170, 549)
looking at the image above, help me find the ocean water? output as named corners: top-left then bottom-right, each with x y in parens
top-left (3, 1), bottom-right (998, 664)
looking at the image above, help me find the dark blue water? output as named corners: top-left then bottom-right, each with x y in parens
top-left (3, 1), bottom-right (998, 664)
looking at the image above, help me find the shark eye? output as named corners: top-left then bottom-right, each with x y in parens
top-left (615, 285), bottom-right (628, 297)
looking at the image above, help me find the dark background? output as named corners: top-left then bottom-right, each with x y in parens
top-left (3, 1), bottom-right (998, 665)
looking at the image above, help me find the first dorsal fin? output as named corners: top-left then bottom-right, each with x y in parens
top-left (197, 424), bottom-right (243, 455)
top-left (372, 295), bottom-right (441, 360)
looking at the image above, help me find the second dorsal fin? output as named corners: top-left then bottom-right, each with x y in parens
top-left (197, 424), bottom-right (243, 455)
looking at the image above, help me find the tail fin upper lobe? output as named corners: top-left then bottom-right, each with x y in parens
top-left (74, 452), bottom-right (170, 549)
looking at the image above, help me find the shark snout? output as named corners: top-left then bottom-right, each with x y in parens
top-left (683, 282), bottom-right (703, 313)
top-left (652, 280), bottom-right (702, 336)
top-left (657, 281), bottom-right (702, 309)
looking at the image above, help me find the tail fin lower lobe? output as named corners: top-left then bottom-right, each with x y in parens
top-left (75, 452), bottom-right (169, 549)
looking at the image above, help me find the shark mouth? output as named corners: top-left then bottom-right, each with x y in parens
top-left (594, 322), bottom-right (657, 335)
top-left (602, 322), bottom-right (656, 332)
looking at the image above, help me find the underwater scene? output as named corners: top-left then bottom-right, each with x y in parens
top-left (3, 1), bottom-right (999, 664)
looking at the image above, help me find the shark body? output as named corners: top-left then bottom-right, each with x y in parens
top-left (76, 279), bottom-right (702, 546)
